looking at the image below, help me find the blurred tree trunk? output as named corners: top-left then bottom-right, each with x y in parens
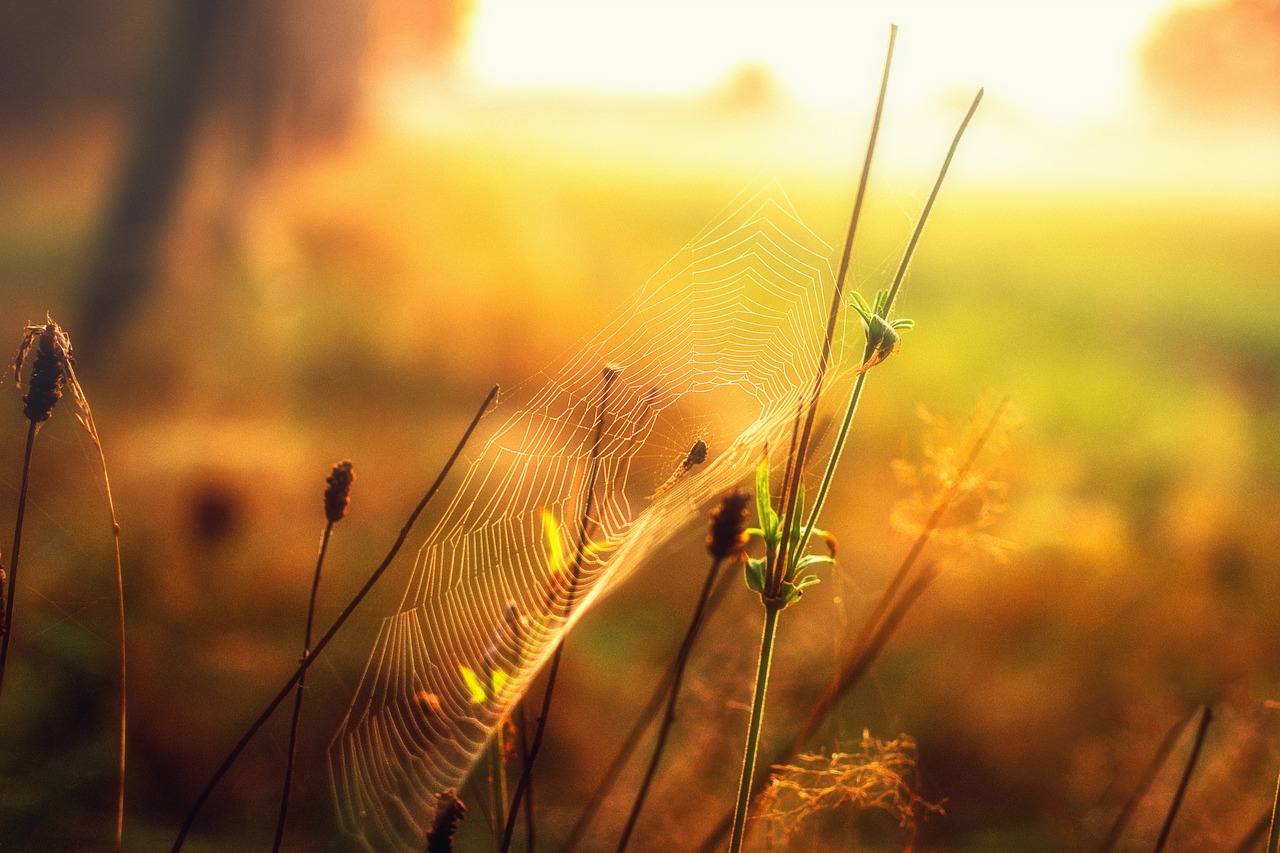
top-left (75, 0), bottom-right (370, 358)
top-left (75, 0), bottom-right (226, 357)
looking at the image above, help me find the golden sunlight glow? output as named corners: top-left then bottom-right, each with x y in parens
top-left (468, 0), bottom-right (1184, 126)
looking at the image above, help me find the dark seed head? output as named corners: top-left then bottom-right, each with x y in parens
top-left (425, 789), bottom-right (466, 853)
top-left (22, 323), bottom-right (66, 424)
top-left (707, 487), bottom-right (752, 560)
top-left (324, 460), bottom-right (355, 523)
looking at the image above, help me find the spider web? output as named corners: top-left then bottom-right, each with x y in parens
top-left (329, 179), bottom-right (863, 851)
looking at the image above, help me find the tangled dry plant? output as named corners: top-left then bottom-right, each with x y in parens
top-left (890, 399), bottom-right (1018, 562)
top-left (758, 731), bottom-right (942, 846)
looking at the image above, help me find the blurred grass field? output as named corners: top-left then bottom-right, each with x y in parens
top-left (0, 64), bottom-right (1279, 850)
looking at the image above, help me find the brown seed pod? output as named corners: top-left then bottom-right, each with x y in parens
top-left (707, 487), bottom-right (752, 561)
top-left (15, 320), bottom-right (73, 424)
top-left (425, 789), bottom-right (466, 853)
top-left (324, 460), bottom-right (355, 523)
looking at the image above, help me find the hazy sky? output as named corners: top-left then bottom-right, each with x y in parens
top-left (467, 0), bottom-right (1184, 127)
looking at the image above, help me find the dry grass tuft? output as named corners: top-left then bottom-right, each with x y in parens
top-left (759, 732), bottom-right (942, 845)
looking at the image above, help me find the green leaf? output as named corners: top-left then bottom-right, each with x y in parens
top-left (788, 481), bottom-right (806, 548)
top-left (794, 554), bottom-right (835, 573)
top-left (744, 557), bottom-right (767, 595)
top-left (460, 665), bottom-right (487, 704)
top-left (584, 537), bottom-right (618, 558)
top-left (777, 575), bottom-right (823, 607)
top-left (491, 668), bottom-right (509, 698)
top-left (755, 451), bottom-right (779, 544)
top-left (755, 452), bottom-right (771, 527)
top-left (851, 291), bottom-right (873, 316)
top-left (891, 318), bottom-right (915, 330)
top-left (872, 288), bottom-right (890, 316)
top-left (541, 506), bottom-right (565, 575)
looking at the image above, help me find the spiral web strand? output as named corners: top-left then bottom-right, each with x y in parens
top-left (329, 179), bottom-right (862, 851)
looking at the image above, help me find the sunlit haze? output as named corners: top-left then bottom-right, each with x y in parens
top-left (421, 0), bottom-right (1277, 198)
top-left (469, 1), bottom-right (1177, 125)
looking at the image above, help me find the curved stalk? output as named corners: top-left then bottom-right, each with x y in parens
top-left (1153, 705), bottom-right (1212, 853)
top-left (1266, 767), bottom-right (1280, 853)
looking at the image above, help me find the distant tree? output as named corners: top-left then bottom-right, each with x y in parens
top-left (712, 63), bottom-right (787, 115)
top-left (11, 0), bottom-right (467, 355)
top-left (371, 0), bottom-right (477, 74)
top-left (75, 0), bottom-right (372, 357)
top-left (1141, 0), bottom-right (1280, 124)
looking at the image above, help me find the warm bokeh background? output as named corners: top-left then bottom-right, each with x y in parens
top-left (0, 1), bottom-right (1278, 850)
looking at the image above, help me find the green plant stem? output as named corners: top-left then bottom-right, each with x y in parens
top-left (730, 602), bottom-right (781, 853)
top-left (172, 383), bottom-right (498, 852)
top-left (489, 724), bottom-right (508, 848)
top-left (695, 566), bottom-right (937, 853)
top-left (564, 565), bottom-right (737, 851)
top-left (616, 556), bottom-right (725, 852)
top-left (0, 419), bottom-right (37, 703)
top-left (714, 77), bottom-right (985, 853)
top-left (500, 367), bottom-right (617, 853)
top-left (1153, 704), bottom-right (1212, 853)
top-left (271, 519), bottom-right (335, 852)
top-left (774, 24), bottom-right (896, 594)
top-left (797, 85), bottom-right (984, 561)
top-left (701, 399), bottom-right (1001, 853)
top-left (881, 89), bottom-right (983, 313)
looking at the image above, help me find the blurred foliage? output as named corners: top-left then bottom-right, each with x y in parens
top-left (1142, 0), bottom-right (1280, 126)
top-left (0, 6), bottom-right (1278, 849)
